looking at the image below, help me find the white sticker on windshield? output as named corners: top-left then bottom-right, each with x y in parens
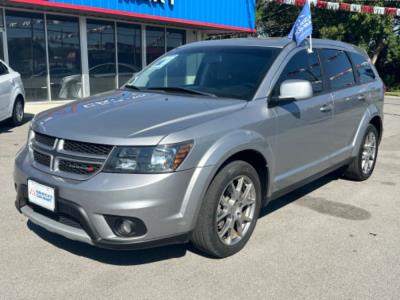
top-left (150, 55), bottom-right (178, 69)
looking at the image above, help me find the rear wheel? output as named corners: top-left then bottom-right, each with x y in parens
top-left (10, 97), bottom-right (24, 126)
top-left (344, 124), bottom-right (379, 181)
top-left (191, 161), bottom-right (262, 258)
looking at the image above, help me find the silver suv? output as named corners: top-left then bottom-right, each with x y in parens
top-left (14, 38), bottom-right (384, 258)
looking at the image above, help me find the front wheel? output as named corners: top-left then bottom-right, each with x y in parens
top-left (10, 97), bottom-right (25, 126)
top-left (191, 161), bottom-right (262, 258)
top-left (344, 124), bottom-right (379, 181)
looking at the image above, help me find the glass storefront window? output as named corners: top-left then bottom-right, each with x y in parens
top-left (146, 26), bottom-right (165, 65)
top-left (117, 23), bottom-right (141, 87)
top-left (167, 29), bottom-right (186, 52)
top-left (6, 11), bottom-right (47, 101)
top-left (47, 15), bottom-right (81, 100)
top-left (87, 19), bottom-right (116, 95)
top-left (0, 9), bottom-right (4, 60)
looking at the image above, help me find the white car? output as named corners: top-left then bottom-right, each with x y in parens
top-left (0, 60), bottom-right (25, 126)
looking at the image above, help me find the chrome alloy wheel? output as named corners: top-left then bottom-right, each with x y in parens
top-left (216, 176), bottom-right (256, 246)
top-left (361, 131), bottom-right (377, 175)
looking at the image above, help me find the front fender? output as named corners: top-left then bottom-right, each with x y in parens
top-left (198, 129), bottom-right (273, 170)
top-left (178, 130), bottom-right (274, 231)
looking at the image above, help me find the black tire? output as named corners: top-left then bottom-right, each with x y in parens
top-left (10, 97), bottom-right (25, 126)
top-left (344, 124), bottom-right (379, 181)
top-left (191, 160), bottom-right (262, 258)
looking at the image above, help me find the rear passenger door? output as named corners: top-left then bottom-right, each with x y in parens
top-left (271, 49), bottom-right (337, 190)
top-left (319, 49), bottom-right (368, 151)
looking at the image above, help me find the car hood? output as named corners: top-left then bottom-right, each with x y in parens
top-left (32, 90), bottom-right (247, 145)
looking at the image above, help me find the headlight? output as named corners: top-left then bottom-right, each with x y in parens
top-left (103, 141), bottom-right (193, 173)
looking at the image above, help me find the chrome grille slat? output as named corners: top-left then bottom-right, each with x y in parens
top-left (31, 131), bottom-right (112, 180)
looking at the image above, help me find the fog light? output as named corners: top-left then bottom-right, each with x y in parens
top-left (105, 215), bottom-right (147, 238)
top-left (116, 219), bottom-right (136, 236)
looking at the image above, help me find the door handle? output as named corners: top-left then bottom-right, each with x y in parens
top-left (357, 95), bottom-right (366, 101)
top-left (320, 103), bottom-right (333, 113)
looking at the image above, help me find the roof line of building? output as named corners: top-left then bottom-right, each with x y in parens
top-left (8, 0), bottom-right (256, 33)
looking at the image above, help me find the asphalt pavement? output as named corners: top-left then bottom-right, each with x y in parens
top-left (0, 96), bottom-right (399, 299)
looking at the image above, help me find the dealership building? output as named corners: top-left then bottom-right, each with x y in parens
top-left (0, 0), bottom-right (256, 101)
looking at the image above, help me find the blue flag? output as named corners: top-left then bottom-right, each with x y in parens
top-left (288, 0), bottom-right (313, 46)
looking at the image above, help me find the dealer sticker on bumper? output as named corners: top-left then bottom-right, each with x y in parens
top-left (28, 180), bottom-right (55, 211)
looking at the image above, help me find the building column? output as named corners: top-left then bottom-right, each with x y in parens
top-left (2, 8), bottom-right (9, 64)
top-left (79, 16), bottom-right (90, 97)
top-left (44, 13), bottom-right (51, 101)
top-left (141, 24), bottom-right (146, 68)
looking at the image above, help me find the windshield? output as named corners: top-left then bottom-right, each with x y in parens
top-left (128, 46), bottom-right (281, 101)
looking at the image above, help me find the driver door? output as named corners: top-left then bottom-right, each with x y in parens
top-left (270, 49), bottom-right (336, 191)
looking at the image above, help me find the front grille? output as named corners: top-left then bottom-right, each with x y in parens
top-left (58, 159), bottom-right (101, 175)
top-left (35, 132), bottom-right (56, 148)
top-left (64, 140), bottom-right (113, 156)
top-left (33, 150), bottom-right (51, 167)
top-left (31, 131), bottom-right (112, 180)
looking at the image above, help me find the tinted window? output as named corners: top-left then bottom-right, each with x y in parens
top-left (349, 52), bottom-right (376, 84)
top-left (47, 15), bottom-right (81, 100)
top-left (167, 29), bottom-right (186, 52)
top-left (320, 49), bottom-right (355, 90)
top-left (118, 64), bottom-right (135, 74)
top-left (132, 46), bottom-right (280, 101)
top-left (146, 26), bottom-right (165, 65)
top-left (87, 20), bottom-right (116, 95)
top-left (274, 50), bottom-right (323, 96)
top-left (0, 61), bottom-right (8, 75)
top-left (117, 23), bottom-right (141, 87)
top-left (0, 9), bottom-right (4, 60)
top-left (6, 11), bottom-right (47, 101)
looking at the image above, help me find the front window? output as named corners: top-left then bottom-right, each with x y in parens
top-left (273, 49), bottom-right (323, 96)
top-left (129, 46), bottom-right (280, 101)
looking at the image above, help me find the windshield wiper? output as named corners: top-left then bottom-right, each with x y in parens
top-left (147, 87), bottom-right (217, 98)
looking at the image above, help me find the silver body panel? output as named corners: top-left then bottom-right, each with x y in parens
top-left (14, 38), bottom-right (384, 247)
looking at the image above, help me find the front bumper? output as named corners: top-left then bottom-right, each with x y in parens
top-left (14, 146), bottom-right (214, 249)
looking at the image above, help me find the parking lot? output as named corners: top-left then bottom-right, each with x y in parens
top-left (1, 97), bottom-right (399, 299)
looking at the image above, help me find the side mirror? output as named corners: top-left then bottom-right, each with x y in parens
top-left (279, 79), bottom-right (313, 101)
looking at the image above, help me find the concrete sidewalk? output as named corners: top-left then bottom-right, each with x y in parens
top-left (25, 100), bottom-right (72, 115)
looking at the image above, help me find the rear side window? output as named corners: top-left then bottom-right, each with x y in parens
top-left (0, 61), bottom-right (8, 75)
top-left (348, 52), bottom-right (376, 84)
top-left (274, 49), bottom-right (323, 96)
top-left (319, 49), bottom-right (355, 90)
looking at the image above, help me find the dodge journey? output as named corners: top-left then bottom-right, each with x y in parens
top-left (14, 38), bottom-right (384, 257)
